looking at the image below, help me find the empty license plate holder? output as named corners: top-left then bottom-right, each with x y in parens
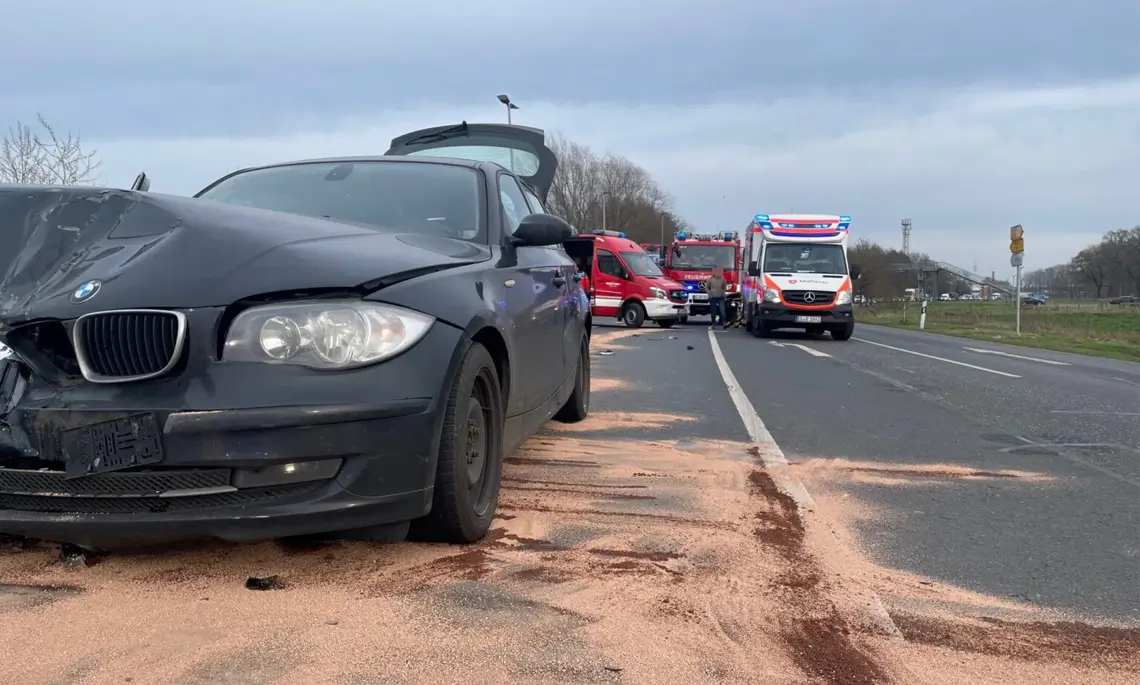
top-left (63, 413), bottom-right (164, 479)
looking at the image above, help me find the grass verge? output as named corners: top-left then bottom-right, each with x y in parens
top-left (857, 301), bottom-right (1140, 362)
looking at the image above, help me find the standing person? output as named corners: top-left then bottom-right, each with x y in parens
top-left (707, 266), bottom-right (728, 329)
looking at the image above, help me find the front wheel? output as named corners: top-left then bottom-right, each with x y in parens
top-left (831, 322), bottom-right (855, 341)
top-left (751, 320), bottom-right (771, 338)
top-left (412, 341), bottom-right (504, 544)
top-left (621, 301), bottom-right (646, 328)
top-left (657, 318), bottom-right (676, 328)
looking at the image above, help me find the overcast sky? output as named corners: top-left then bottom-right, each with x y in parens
top-left (2, 0), bottom-right (1137, 277)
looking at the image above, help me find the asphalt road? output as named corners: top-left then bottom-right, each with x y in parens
top-left (712, 318), bottom-right (1140, 622)
top-left (3, 320), bottom-right (1138, 684)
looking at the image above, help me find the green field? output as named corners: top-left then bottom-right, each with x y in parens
top-left (857, 300), bottom-right (1140, 362)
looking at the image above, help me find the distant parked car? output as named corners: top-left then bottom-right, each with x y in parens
top-left (1021, 296), bottom-right (1044, 306)
top-left (1108, 295), bottom-right (1136, 306)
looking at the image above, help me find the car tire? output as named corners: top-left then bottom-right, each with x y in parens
top-left (412, 341), bottom-right (505, 544)
top-left (679, 316), bottom-right (689, 324)
top-left (657, 318), bottom-right (675, 328)
top-left (554, 337), bottom-right (590, 423)
top-left (831, 322), bottom-right (855, 341)
top-left (751, 320), bottom-right (770, 338)
top-left (621, 301), bottom-right (646, 328)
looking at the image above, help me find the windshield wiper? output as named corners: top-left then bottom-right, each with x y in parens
top-left (402, 122), bottom-right (469, 146)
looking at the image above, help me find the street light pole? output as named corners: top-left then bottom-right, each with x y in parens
top-left (496, 94), bottom-right (520, 172)
top-left (602, 191), bottom-right (611, 232)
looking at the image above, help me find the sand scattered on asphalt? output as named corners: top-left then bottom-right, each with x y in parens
top-left (590, 377), bottom-right (629, 392)
top-left (3, 360), bottom-right (1137, 684)
top-left (792, 457), bottom-right (1057, 486)
top-left (544, 411), bottom-right (698, 432)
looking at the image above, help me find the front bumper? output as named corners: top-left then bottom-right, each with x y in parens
top-left (756, 303), bottom-right (854, 330)
top-left (0, 318), bottom-right (465, 548)
top-left (645, 299), bottom-right (688, 319)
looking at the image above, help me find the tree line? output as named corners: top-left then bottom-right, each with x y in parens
top-left (0, 114), bottom-right (689, 245)
top-left (1025, 228), bottom-right (1140, 298)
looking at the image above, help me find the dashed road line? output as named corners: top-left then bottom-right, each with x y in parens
top-left (855, 338), bottom-right (1021, 378)
top-left (964, 347), bottom-right (1071, 366)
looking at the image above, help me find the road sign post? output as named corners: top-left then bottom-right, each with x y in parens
top-left (919, 299), bottom-right (927, 330)
top-left (1010, 225), bottom-right (1025, 336)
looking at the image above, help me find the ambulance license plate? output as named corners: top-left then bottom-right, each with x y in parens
top-left (795, 316), bottom-right (822, 324)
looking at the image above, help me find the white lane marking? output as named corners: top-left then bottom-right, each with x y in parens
top-left (768, 340), bottom-right (832, 357)
top-left (1051, 410), bottom-right (1140, 416)
top-left (964, 347), bottom-right (1071, 366)
top-left (709, 330), bottom-right (809, 501)
top-left (708, 329), bottom-right (902, 639)
top-left (854, 338), bottom-right (1021, 378)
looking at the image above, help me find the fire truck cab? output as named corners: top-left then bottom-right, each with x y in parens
top-left (565, 230), bottom-right (689, 328)
top-left (739, 214), bottom-right (860, 340)
top-left (661, 231), bottom-right (742, 321)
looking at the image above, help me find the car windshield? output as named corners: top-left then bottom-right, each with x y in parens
top-left (197, 161), bottom-right (484, 241)
top-left (763, 243), bottom-right (848, 274)
top-left (672, 245), bottom-right (736, 270)
top-left (621, 252), bottom-right (664, 277)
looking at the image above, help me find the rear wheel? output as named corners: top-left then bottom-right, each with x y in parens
top-left (554, 337), bottom-right (590, 423)
top-left (831, 322), bottom-right (855, 341)
top-left (657, 318), bottom-right (676, 328)
top-left (679, 316), bottom-right (689, 324)
top-left (621, 301), bottom-right (646, 328)
top-left (412, 342), bottom-right (504, 544)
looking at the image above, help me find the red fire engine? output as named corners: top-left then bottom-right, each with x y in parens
top-left (660, 231), bottom-right (742, 321)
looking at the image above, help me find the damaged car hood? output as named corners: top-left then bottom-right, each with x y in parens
top-left (0, 187), bottom-right (490, 324)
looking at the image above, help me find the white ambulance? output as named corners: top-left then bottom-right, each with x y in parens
top-left (738, 214), bottom-right (860, 340)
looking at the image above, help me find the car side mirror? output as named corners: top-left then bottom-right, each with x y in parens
top-left (747, 260), bottom-right (760, 276)
top-left (512, 213), bottom-right (573, 247)
top-left (850, 264), bottom-right (862, 280)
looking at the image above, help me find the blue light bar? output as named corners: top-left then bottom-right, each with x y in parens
top-left (722, 231), bottom-right (736, 241)
top-left (677, 231), bottom-right (687, 240)
top-left (840, 215), bottom-right (851, 222)
top-left (754, 214), bottom-right (769, 222)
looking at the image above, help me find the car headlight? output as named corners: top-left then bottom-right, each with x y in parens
top-left (650, 286), bottom-right (667, 300)
top-left (834, 289), bottom-right (852, 305)
top-left (223, 301), bottom-right (434, 369)
top-left (763, 287), bottom-right (782, 303)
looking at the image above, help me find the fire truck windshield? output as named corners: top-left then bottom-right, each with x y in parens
top-left (763, 243), bottom-right (848, 275)
top-left (620, 252), bottom-right (664, 277)
top-left (672, 245), bottom-right (735, 270)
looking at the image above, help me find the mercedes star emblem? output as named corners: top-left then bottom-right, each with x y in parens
top-left (803, 292), bottom-right (816, 303)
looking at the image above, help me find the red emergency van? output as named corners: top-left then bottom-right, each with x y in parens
top-left (565, 230), bottom-right (689, 328)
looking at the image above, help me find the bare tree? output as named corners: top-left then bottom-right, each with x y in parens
top-left (0, 113), bottom-right (101, 185)
top-left (1069, 246), bottom-right (1111, 297)
top-left (544, 132), bottom-right (676, 241)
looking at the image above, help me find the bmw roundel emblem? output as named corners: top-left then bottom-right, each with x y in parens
top-left (70, 279), bottom-right (102, 304)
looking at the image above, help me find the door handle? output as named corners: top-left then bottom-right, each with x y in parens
top-left (552, 276), bottom-right (567, 287)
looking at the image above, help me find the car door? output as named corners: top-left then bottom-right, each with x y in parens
top-left (385, 122), bottom-right (558, 202)
top-left (494, 174), bottom-right (567, 408)
top-left (521, 183), bottom-right (584, 373)
top-left (593, 249), bottom-right (626, 317)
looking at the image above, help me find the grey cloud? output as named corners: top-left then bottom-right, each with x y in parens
top-left (2, 0), bottom-right (1136, 138)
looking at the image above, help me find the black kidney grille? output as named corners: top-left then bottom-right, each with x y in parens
top-left (77, 311), bottom-right (182, 379)
top-left (783, 290), bottom-right (835, 305)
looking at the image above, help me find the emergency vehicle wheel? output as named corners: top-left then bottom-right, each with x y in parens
top-left (831, 322), bottom-right (855, 341)
top-left (621, 302), bottom-right (646, 328)
top-left (657, 319), bottom-right (675, 328)
top-left (751, 320), bottom-right (771, 338)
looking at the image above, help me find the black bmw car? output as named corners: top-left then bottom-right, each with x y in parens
top-left (0, 122), bottom-right (591, 549)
